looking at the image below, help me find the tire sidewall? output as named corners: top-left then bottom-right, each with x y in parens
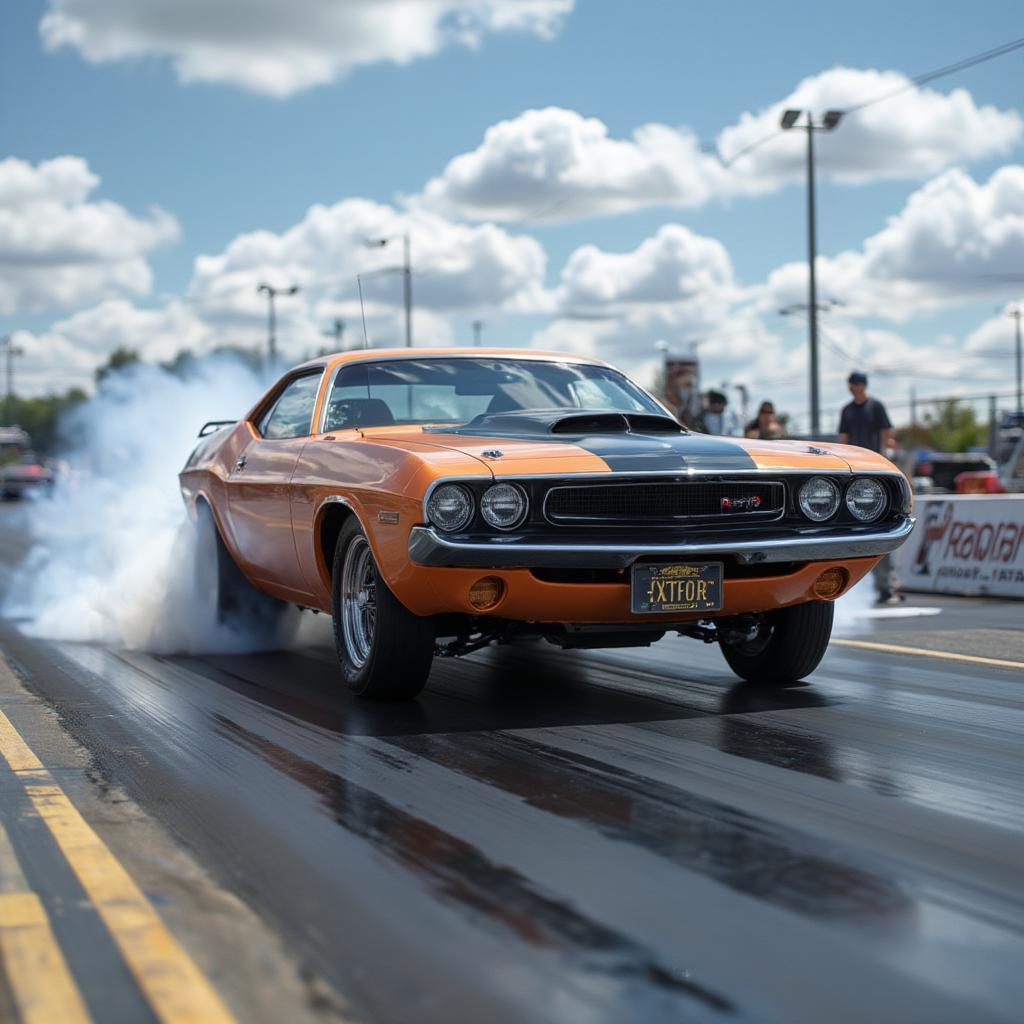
top-left (332, 519), bottom-right (381, 694)
top-left (721, 599), bottom-right (834, 683)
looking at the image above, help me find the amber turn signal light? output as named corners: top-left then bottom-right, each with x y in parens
top-left (813, 567), bottom-right (848, 600)
top-left (469, 576), bottom-right (505, 610)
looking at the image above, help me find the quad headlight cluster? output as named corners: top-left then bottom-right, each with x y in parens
top-left (427, 482), bottom-right (529, 532)
top-left (797, 476), bottom-right (888, 523)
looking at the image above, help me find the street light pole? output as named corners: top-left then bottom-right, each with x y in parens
top-left (322, 318), bottom-right (345, 352)
top-left (1008, 306), bottom-right (1023, 417)
top-left (366, 233), bottom-right (412, 347)
top-left (805, 120), bottom-right (821, 437)
top-left (402, 232), bottom-right (412, 349)
top-left (256, 283), bottom-right (300, 366)
top-left (780, 108), bottom-right (843, 437)
top-left (1, 334), bottom-right (24, 426)
top-left (472, 320), bottom-right (483, 347)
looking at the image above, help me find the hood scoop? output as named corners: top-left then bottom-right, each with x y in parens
top-left (550, 412), bottom-right (684, 435)
top-left (426, 409), bottom-right (684, 438)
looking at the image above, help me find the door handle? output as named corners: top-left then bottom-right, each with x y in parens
top-left (235, 454), bottom-right (247, 471)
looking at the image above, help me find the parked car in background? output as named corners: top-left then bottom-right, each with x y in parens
top-left (0, 427), bottom-right (55, 500)
top-left (910, 451), bottom-right (999, 494)
top-left (1, 449), bottom-right (55, 499)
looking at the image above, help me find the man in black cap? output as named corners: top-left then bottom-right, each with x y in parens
top-left (838, 371), bottom-right (900, 603)
top-left (838, 371), bottom-right (893, 454)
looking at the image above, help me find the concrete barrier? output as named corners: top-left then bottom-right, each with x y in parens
top-left (893, 494), bottom-right (1024, 599)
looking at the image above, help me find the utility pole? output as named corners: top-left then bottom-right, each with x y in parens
top-left (472, 320), bottom-right (483, 347)
top-left (257, 283), bottom-right (300, 366)
top-left (1, 335), bottom-right (24, 426)
top-left (322, 318), bottom-right (345, 352)
top-left (989, 393), bottom-right (999, 456)
top-left (366, 233), bottom-right (412, 347)
top-left (910, 386), bottom-right (917, 431)
top-left (402, 232), bottom-right (412, 349)
top-left (780, 108), bottom-right (843, 437)
top-left (1007, 306), bottom-right (1023, 418)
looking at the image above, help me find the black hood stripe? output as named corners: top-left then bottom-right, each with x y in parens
top-left (435, 428), bottom-right (759, 473)
top-left (570, 432), bottom-right (758, 472)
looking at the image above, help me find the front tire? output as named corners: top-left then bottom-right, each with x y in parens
top-left (332, 519), bottom-right (435, 700)
top-left (720, 600), bottom-right (834, 683)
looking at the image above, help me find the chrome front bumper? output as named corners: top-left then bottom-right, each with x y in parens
top-left (407, 516), bottom-right (916, 570)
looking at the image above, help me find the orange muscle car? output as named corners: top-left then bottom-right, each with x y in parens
top-left (179, 349), bottom-right (913, 699)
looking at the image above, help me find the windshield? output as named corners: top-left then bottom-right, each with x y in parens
top-left (322, 358), bottom-right (663, 431)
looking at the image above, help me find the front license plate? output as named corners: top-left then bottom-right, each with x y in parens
top-left (631, 562), bottom-right (724, 614)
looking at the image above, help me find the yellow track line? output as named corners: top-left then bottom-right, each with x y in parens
top-left (0, 710), bottom-right (236, 1024)
top-left (832, 638), bottom-right (1024, 671)
top-left (0, 823), bottom-right (92, 1024)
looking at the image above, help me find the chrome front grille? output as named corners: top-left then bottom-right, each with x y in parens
top-left (543, 480), bottom-right (785, 525)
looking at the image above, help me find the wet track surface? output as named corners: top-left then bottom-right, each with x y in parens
top-left (1, 503), bottom-right (1023, 1022)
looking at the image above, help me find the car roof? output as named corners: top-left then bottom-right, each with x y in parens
top-left (289, 347), bottom-right (614, 375)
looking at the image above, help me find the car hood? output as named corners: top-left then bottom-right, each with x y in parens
top-left (363, 424), bottom-right (868, 476)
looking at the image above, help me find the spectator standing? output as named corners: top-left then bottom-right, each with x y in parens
top-left (745, 401), bottom-right (784, 440)
top-left (698, 390), bottom-right (741, 436)
top-left (838, 371), bottom-right (900, 604)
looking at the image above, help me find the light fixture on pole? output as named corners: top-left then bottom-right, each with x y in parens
top-left (365, 233), bottom-right (412, 347)
top-left (780, 108), bottom-right (844, 437)
top-left (256, 283), bottom-right (299, 366)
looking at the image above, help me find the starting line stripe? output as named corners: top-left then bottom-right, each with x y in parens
top-left (832, 638), bottom-right (1024, 671)
top-left (0, 708), bottom-right (236, 1024)
top-left (0, 823), bottom-right (92, 1024)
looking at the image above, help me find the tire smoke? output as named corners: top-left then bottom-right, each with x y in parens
top-left (3, 354), bottom-right (295, 654)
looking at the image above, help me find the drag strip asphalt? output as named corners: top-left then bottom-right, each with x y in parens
top-left (0, 608), bottom-right (1022, 1023)
top-left (1, 502), bottom-right (1023, 1022)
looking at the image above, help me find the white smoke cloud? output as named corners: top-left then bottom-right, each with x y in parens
top-left (4, 354), bottom-right (299, 653)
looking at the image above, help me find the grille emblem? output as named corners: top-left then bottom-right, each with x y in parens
top-left (721, 495), bottom-right (762, 511)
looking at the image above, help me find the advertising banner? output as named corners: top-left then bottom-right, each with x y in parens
top-left (894, 495), bottom-right (1024, 599)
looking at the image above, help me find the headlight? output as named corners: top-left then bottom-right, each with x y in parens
top-left (427, 484), bottom-right (473, 532)
top-left (480, 483), bottom-right (528, 530)
top-left (846, 478), bottom-right (887, 522)
top-left (798, 477), bottom-right (840, 521)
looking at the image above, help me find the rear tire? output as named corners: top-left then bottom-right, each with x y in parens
top-left (194, 502), bottom-right (289, 634)
top-left (720, 600), bottom-right (834, 684)
top-left (332, 519), bottom-right (435, 700)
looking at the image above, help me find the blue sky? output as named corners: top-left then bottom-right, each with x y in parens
top-left (2, 0), bottom-right (1023, 426)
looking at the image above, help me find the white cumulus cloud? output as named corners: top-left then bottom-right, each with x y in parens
top-left (717, 67), bottom-right (1022, 190)
top-left (555, 224), bottom-right (736, 310)
top-left (417, 107), bottom-right (719, 222)
top-left (763, 165), bottom-right (1024, 321)
top-left (0, 156), bottom-right (179, 315)
top-left (187, 196), bottom-right (547, 323)
top-left (417, 71), bottom-right (1021, 223)
top-left (40, 0), bottom-right (574, 98)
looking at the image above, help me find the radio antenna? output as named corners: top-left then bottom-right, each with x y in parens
top-left (356, 274), bottom-right (369, 349)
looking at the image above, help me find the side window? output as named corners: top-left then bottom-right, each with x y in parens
top-left (258, 374), bottom-right (322, 439)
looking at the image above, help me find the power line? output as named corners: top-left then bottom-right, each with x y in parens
top-left (844, 36), bottom-right (1024, 115)
top-left (717, 35), bottom-right (1024, 166)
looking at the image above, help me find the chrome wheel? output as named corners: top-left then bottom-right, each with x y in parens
top-left (341, 535), bottom-right (377, 667)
